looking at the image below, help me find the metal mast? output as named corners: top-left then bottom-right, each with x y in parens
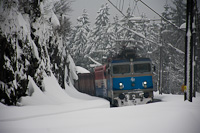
top-left (185, 0), bottom-right (195, 102)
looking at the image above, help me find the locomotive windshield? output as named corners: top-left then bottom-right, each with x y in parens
top-left (113, 64), bottom-right (130, 74)
top-left (134, 63), bottom-right (151, 73)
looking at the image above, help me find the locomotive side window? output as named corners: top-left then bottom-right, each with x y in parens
top-left (134, 63), bottom-right (151, 73)
top-left (113, 64), bottom-right (130, 74)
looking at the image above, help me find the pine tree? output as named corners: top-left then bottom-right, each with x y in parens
top-left (160, 0), bottom-right (186, 94)
top-left (120, 7), bottom-right (135, 43)
top-left (117, 7), bottom-right (147, 57)
top-left (106, 15), bottom-right (121, 56)
top-left (70, 9), bottom-right (90, 68)
top-left (87, 3), bottom-right (111, 64)
top-left (0, 0), bottom-right (74, 105)
top-left (0, 0), bottom-right (43, 105)
top-left (161, 1), bottom-right (173, 31)
top-left (170, 0), bottom-right (186, 27)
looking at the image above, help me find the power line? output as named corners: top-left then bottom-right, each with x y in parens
top-left (107, 0), bottom-right (184, 31)
top-left (138, 0), bottom-right (182, 31)
top-left (108, 0), bottom-right (126, 17)
top-left (107, 0), bottom-right (161, 46)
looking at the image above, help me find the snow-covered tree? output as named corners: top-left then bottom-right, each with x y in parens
top-left (106, 15), bottom-right (121, 56)
top-left (70, 9), bottom-right (90, 68)
top-left (170, 0), bottom-right (186, 27)
top-left (162, 0), bottom-right (186, 51)
top-left (0, 0), bottom-right (45, 105)
top-left (54, 0), bottom-right (72, 40)
top-left (119, 7), bottom-right (135, 44)
top-left (0, 0), bottom-right (75, 105)
top-left (86, 3), bottom-right (111, 64)
top-left (116, 7), bottom-right (148, 57)
top-left (160, 0), bottom-right (186, 94)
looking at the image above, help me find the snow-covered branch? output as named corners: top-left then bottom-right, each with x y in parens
top-left (85, 55), bottom-right (102, 66)
top-left (167, 43), bottom-right (184, 54)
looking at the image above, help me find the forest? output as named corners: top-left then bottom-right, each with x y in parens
top-left (0, 0), bottom-right (200, 105)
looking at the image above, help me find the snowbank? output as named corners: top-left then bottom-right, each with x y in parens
top-left (0, 92), bottom-right (200, 133)
top-left (19, 75), bottom-right (81, 106)
top-left (19, 76), bottom-right (57, 105)
top-left (0, 103), bottom-right (7, 108)
top-left (0, 72), bottom-right (109, 122)
top-left (42, 73), bottom-right (80, 104)
top-left (19, 72), bottom-right (108, 105)
top-left (65, 81), bottom-right (98, 100)
top-left (76, 66), bottom-right (90, 74)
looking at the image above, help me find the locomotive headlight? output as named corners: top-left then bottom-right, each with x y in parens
top-left (119, 83), bottom-right (124, 89)
top-left (143, 81), bottom-right (147, 88)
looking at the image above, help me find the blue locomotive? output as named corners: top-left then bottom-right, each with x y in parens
top-left (94, 49), bottom-right (154, 106)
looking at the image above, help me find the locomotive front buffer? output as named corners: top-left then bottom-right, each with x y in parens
top-left (114, 91), bottom-right (153, 106)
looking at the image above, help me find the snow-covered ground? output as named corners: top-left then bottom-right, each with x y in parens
top-left (0, 74), bottom-right (200, 133)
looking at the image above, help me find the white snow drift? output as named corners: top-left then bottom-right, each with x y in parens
top-left (0, 74), bottom-right (200, 133)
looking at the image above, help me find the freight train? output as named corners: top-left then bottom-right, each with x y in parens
top-left (94, 48), bottom-right (154, 106)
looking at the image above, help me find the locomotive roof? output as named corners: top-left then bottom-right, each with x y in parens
top-left (111, 58), bottom-right (151, 63)
top-left (133, 58), bottom-right (151, 62)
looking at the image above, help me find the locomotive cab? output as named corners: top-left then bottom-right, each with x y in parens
top-left (95, 57), bottom-right (154, 107)
top-left (110, 58), bottom-right (154, 106)
top-left (94, 47), bottom-right (154, 106)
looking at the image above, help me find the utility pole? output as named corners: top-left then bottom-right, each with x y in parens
top-left (159, 19), bottom-right (163, 95)
top-left (185, 0), bottom-right (194, 102)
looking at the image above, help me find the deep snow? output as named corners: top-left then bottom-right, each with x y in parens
top-left (76, 66), bottom-right (90, 74)
top-left (0, 73), bottom-right (200, 133)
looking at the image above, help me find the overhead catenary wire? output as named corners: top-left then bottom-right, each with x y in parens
top-left (108, 0), bottom-right (126, 17)
top-left (107, 0), bottom-right (184, 52)
top-left (137, 0), bottom-right (182, 31)
top-left (107, 0), bottom-right (160, 46)
top-left (107, 0), bottom-right (183, 31)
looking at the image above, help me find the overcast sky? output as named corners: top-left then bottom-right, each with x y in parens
top-left (70, 0), bottom-right (172, 26)
top-left (70, 0), bottom-right (200, 26)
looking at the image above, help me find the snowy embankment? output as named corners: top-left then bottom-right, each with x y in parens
top-left (0, 89), bottom-right (200, 133)
top-left (0, 68), bottom-right (199, 133)
top-left (0, 72), bottom-right (109, 122)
